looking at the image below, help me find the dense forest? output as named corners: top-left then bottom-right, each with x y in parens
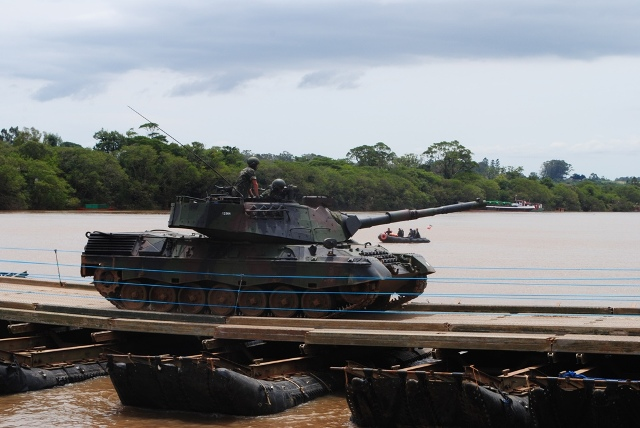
top-left (1, 125), bottom-right (639, 212)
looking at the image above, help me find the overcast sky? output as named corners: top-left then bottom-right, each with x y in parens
top-left (2, 0), bottom-right (639, 179)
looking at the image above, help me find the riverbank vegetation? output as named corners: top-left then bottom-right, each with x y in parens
top-left (1, 125), bottom-right (638, 211)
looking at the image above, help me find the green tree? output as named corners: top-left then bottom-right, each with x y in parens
top-left (550, 184), bottom-right (581, 211)
top-left (13, 127), bottom-right (51, 160)
top-left (540, 159), bottom-right (572, 181)
top-left (431, 179), bottom-right (483, 205)
top-left (57, 146), bottom-right (129, 207)
top-left (395, 153), bottom-right (424, 168)
top-left (156, 152), bottom-right (201, 208)
top-left (475, 178), bottom-right (501, 201)
top-left (575, 182), bottom-right (608, 211)
top-left (119, 145), bottom-right (159, 183)
top-left (423, 140), bottom-right (476, 179)
top-left (346, 142), bottom-right (396, 167)
top-left (93, 129), bottom-right (127, 153)
top-left (613, 183), bottom-right (640, 205)
top-left (43, 133), bottom-right (63, 147)
top-left (117, 145), bottom-right (161, 208)
top-left (475, 158), bottom-right (504, 179)
top-left (0, 126), bottom-right (19, 143)
top-left (219, 146), bottom-right (245, 165)
top-left (508, 177), bottom-right (554, 204)
top-left (17, 139), bottom-right (50, 160)
top-left (138, 122), bottom-right (168, 142)
top-left (5, 123), bottom-right (640, 212)
top-left (504, 166), bottom-right (525, 180)
top-left (22, 158), bottom-right (77, 209)
top-left (0, 147), bottom-right (28, 209)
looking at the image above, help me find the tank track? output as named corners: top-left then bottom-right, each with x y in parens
top-left (93, 275), bottom-right (426, 319)
top-left (384, 278), bottom-right (428, 311)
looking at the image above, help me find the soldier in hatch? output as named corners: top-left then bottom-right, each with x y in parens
top-left (261, 178), bottom-right (288, 201)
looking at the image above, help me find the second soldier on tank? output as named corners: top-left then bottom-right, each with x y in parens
top-left (260, 178), bottom-right (288, 201)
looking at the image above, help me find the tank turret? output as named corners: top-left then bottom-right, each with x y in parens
top-left (168, 193), bottom-right (484, 244)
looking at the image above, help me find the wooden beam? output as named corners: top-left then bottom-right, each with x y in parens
top-left (6, 322), bottom-right (41, 334)
top-left (12, 344), bottom-right (108, 367)
top-left (91, 330), bottom-right (119, 343)
top-left (0, 307), bottom-right (220, 337)
top-left (214, 325), bottom-right (310, 342)
top-left (305, 329), bottom-right (557, 352)
top-left (405, 302), bottom-right (626, 315)
top-left (227, 313), bottom-right (640, 338)
top-left (0, 335), bottom-right (48, 351)
top-left (552, 334), bottom-right (640, 355)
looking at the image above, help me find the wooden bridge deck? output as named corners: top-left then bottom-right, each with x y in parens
top-left (2, 278), bottom-right (640, 356)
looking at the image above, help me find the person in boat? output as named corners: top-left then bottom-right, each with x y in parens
top-left (408, 229), bottom-right (415, 238)
top-left (234, 157), bottom-right (260, 198)
top-left (414, 229), bottom-right (421, 238)
top-left (260, 178), bottom-right (288, 201)
top-left (386, 227), bottom-right (393, 235)
top-left (397, 228), bottom-right (404, 237)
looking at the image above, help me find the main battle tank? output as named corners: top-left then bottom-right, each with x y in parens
top-left (80, 189), bottom-right (484, 318)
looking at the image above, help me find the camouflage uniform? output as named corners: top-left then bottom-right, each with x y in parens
top-left (234, 157), bottom-right (259, 198)
top-left (260, 179), bottom-right (287, 201)
top-left (235, 166), bottom-right (257, 197)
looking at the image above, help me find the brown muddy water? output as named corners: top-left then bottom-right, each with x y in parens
top-left (0, 210), bottom-right (638, 427)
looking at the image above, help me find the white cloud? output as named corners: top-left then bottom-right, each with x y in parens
top-left (1, 1), bottom-right (639, 178)
top-left (298, 71), bottom-right (363, 89)
top-left (566, 139), bottom-right (640, 154)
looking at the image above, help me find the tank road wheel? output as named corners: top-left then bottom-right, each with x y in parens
top-left (149, 285), bottom-right (177, 312)
top-left (207, 284), bottom-right (237, 317)
top-left (207, 284), bottom-right (237, 316)
top-left (93, 269), bottom-right (121, 298)
top-left (301, 292), bottom-right (334, 318)
top-left (178, 286), bottom-right (206, 314)
top-left (269, 285), bottom-right (300, 318)
top-left (119, 282), bottom-right (148, 310)
top-left (238, 286), bottom-right (268, 317)
top-left (339, 283), bottom-right (374, 305)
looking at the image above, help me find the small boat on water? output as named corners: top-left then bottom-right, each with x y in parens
top-left (485, 199), bottom-right (543, 212)
top-left (378, 226), bottom-right (430, 243)
top-left (377, 233), bottom-right (430, 244)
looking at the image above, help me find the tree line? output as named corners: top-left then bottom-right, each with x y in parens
top-left (1, 125), bottom-right (639, 212)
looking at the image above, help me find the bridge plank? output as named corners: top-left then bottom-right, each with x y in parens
top-left (304, 329), bottom-right (556, 352)
top-left (4, 280), bottom-right (640, 355)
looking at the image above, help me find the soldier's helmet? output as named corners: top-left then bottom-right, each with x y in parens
top-left (247, 157), bottom-right (260, 168)
top-left (271, 178), bottom-right (286, 190)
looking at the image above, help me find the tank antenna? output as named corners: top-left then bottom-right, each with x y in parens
top-left (128, 106), bottom-right (234, 188)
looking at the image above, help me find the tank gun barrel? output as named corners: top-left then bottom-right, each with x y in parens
top-left (343, 199), bottom-right (485, 238)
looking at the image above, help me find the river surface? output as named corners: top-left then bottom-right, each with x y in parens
top-left (0, 210), bottom-right (639, 427)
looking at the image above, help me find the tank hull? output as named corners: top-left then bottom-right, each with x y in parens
top-left (81, 230), bottom-right (434, 318)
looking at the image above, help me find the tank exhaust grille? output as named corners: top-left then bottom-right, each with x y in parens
top-left (359, 247), bottom-right (398, 264)
top-left (83, 232), bottom-right (138, 255)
